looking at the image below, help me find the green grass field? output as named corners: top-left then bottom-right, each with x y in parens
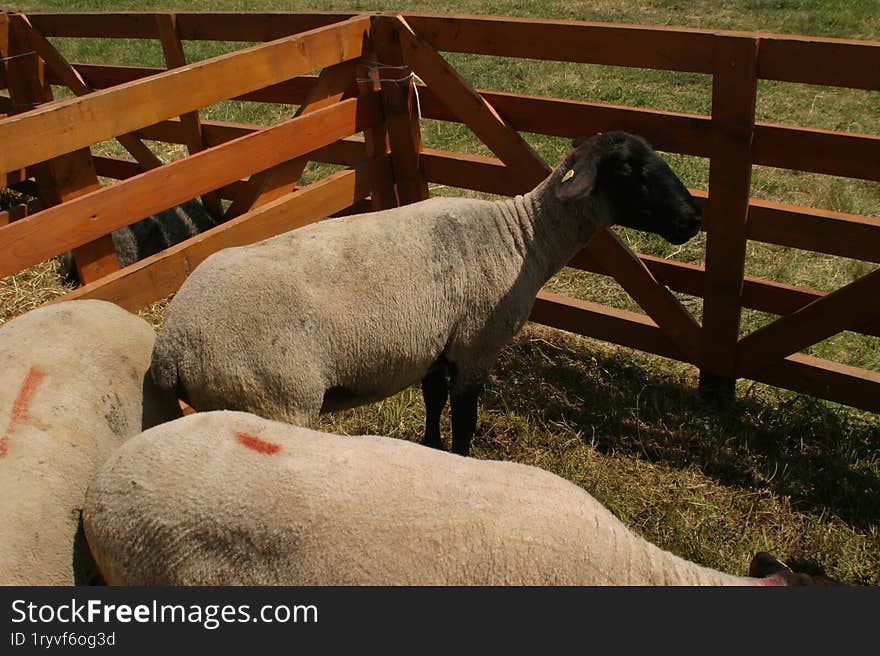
top-left (4, 0), bottom-right (880, 584)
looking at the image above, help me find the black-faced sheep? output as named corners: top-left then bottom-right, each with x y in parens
top-left (61, 199), bottom-right (219, 285)
top-left (0, 300), bottom-right (181, 585)
top-left (82, 411), bottom-right (835, 586)
top-left (150, 132), bottom-right (701, 456)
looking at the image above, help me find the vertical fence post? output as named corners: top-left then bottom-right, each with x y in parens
top-left (371, 15), bottom-right (429, 206)
top-left (699, 35), bottom-right (759, 404)
top-left (0, 11), bottom-right (9, 105)
top-left (4, 13), bottom-right (118, 283)
top-left (156, 12), bottom-right (225, 220)
top-left (358, 48), bottom-right (399, 211)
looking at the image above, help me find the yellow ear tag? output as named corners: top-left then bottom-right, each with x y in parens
top-left (562, 169), bottom-right (575, 182)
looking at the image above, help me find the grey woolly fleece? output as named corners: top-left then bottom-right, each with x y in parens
top-left (60, 200), bottom-right (218, 286)
top-left (84, 410), bottom-right (765, 586)
top-left (152, 168), bottom-right (606, 422)
top-left (0, 300), bottom-right (181, 585)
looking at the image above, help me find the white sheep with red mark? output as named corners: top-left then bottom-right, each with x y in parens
top-left (0, 300), bottom-right (181, 585)
top-left (82, 410), bottom-right (835, 586)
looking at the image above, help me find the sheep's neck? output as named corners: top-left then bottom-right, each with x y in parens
top-left (493, 174), bottom-right (605, 288)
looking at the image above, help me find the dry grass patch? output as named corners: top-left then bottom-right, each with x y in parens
top-left (0, 259), bottom-right (72, 325)
top-left (317, 323), bottom-right (880, 585)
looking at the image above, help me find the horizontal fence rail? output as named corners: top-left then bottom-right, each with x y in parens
top-left (0, 96), bottom-right (381, 276)
top-left (46, 63), bottom-right (879, 182)
top-left (0, 14), bottom-right (372, 173)
top-left (26, 12), bottom-right (359, 41)
top-left (58, 159), bottom-right (386, 311)
top-left (24, 9), bottom-right (880, 91)
top-left (2, 10), bottom-right (879, 418)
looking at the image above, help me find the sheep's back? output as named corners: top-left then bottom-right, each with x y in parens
top-left (157, 197), bottom-right (518, 409)
top-left (83, 410), bottom-right (750, 586)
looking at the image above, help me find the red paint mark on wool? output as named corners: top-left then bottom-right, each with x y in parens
top-left (0, 366), bottom-right (46, 459)
top-left (236, 431), bottom-right (281, 455)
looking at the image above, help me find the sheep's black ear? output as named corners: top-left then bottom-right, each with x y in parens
top-left (554, 148), bottom-right (599, 202)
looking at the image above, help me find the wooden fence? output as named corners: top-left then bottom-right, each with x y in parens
top-left (1, 10), bottom-right (879, 414)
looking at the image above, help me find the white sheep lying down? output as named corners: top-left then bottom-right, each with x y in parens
top-left (150, 132), bottom-right (702, 457)
top-left (0, 300), bottom-right (181, 585)
top-left (83, 411), bottom-right (828, 586)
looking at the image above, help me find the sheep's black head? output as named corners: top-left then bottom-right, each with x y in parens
top-left (748, 552), bottom-right (844, 586)
top-left (554, 131), bottom-right (702, 245)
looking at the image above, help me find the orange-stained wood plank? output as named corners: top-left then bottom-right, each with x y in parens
top-left (225, 59), bottom-right (359, 219)
top-left (421, 148), bottom-right (522, 197)
top-left (172, 12), bottom-right (358, 42)
top-left (568, 246), bottom-right (880, 339)
top-left (0, 14), bottom-right (371, 173)
top-left (384, 13), bottom-right (550, 190)
top-left (358, 51), bottom-right (398, 210)
top-left (4, 12), bottom-right (118, 283)
top-left (91, 155), bottom-right (252, 199)
top-left (136, 120), bottom-right (369, 165)
top-left (747, 198), bottom-right (880, 264)
top-left (60, 61), bottom-right (711, 155)
top-left (0, 95), bottom-right (381, 277)
top-left (736, 267), bottom-right (880, 377)
top-left (530, 290), bottom-right (684, 361)
top-left (699, 36), bottom-right (759, 379)
top-left (0, 203), bottom-right (29, 226)
top-left (179, 400), bottom-right (197, 416)
top-left (584, 230), bottom-right (702, 363)
top-left (757, 35), bottom-right (880, 91)
top-left (58, 60), bottom-right (880, 183)
top-left (530, 290), bottom-right (880, 415)
top-left (45, 62), bottom-right (320, 105)
top-left (91, 144), bottom-right (363, 203)
top-left (56, 159), bottom-right (383, 311)
top-left (24, 11), bottom-right (880, 89)
top-left (141, 118), bottom-right (268, 146)
top-left (362, 110), bottom-right (398, 210)
top-left (3, 166), bottom-right (31, 189)
top-left (400, 13), bottom-right (717, 74)
top-left (71, 235), bottom-right (121, 282)
top-left (371, 16), bottom-right (429, 205)
top-left (47, 62), bottom-right (162, 88)
top-left (0, 12), bottom-right (9, 93)
top-left (417, 85), bottom-right (712, 158)
top-left (27, 12), bottom-right (359, 41)
top-left (751, 352), bottom-right (880, 414)
top-left (156, 12), bottom-right (223, 218)
top-left (753, 123), bottom-right (880, 182)
top-left (13, 13), bottom-right (163, 172)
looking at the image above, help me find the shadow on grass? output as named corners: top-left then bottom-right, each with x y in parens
top-left (484, 330), bottom-right (880, 530)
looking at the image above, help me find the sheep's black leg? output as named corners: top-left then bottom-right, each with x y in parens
top-left (421, 363), bottom-right (448, 450)
top-left (450, 384), bottom-right (482, 457)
